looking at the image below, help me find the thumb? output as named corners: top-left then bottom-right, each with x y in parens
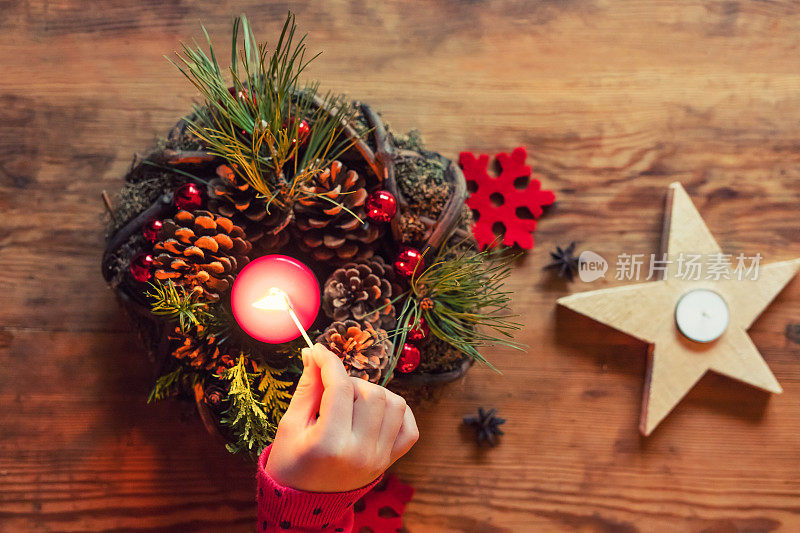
top-left (390, 405), bottom-right (419, 464)
top-left (281, 347), bottom-right (323, 427)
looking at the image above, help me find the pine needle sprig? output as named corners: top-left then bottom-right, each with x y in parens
top-left (140, 159), bottom-right (209, 185)
top-left (302, 186), bottom-right (365, 224)
top-left (221, 355), bottom-right (275, 456)
top-left (395, 245), bottom-right (525, 374)
top-left (381, 296), bottom-right (418, 385)
top-left (147, 280), bottom-right (210, 333)
top-left (170, 13), bottom-right (361, 213)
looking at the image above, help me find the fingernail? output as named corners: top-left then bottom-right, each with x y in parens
top-left (301, 348), bottom-right (310, 368)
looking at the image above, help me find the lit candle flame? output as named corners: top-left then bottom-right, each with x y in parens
top-left (252, 287), bottom-right (314, 348)
top-left (252, 287), bottom-right (290, 311)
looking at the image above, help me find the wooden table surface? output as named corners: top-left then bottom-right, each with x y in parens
top-left (2, 1), bottom-right (800, 531)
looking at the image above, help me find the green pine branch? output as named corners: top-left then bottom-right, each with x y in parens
top-left (384, 245), bottom-right (525, 383)
top-left (381, 297), bottom-right (417, 385)
top-left (169, 13), bottom-right (360, 211)
top-left (147, 280), bottom-right (210, 333)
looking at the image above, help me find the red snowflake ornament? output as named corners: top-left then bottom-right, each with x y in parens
top-left (460, 146), bottom-right (555, 250)
top-left (352, 474), bottom-right (414, 533)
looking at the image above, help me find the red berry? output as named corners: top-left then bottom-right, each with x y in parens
top-left (297, 119), bottom-right (310, 142)
top-left (398, 343), bottom-right (421, 373)
top-left (142, 219), bottom-right (163, 243)
top-left (407, 316), bottom-right (429, 342)
top-left (394, 247), bottom-right (424, 278)
top-left (365, 190), bottom-right (397, 223)
top-left (283, 117), bottom-right (310, 146)
top-left (130, 253), bottom-right (154, 283)
top-left (227, 86), bottom-right (256, 105)
top-left (173, 183), bottom-right (203, 211)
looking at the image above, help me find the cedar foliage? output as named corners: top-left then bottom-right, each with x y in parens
top-left (148, 367), bottom-right (199, 403)
top-left (221, 355), bottom-right (275, 455)
top-left (258, 365), bottom-right (294, 423)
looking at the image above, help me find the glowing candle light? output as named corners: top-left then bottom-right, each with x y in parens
top-left (231, 255), bottom-right (320, 345)
top-left (252, 287), bottom-right (314, 348)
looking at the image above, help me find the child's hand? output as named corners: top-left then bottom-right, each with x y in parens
top-left (265, 343), bottom-right (419, 492)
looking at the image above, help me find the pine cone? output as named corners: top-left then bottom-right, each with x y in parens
top-left (207, 164), bottom-right (292, 252)
top-left (322, 256), bottom-right (399, 329)
top-left (202, 377), bottom-right (230, 415)
top-left (171, 325), bottom-right (237, 375)
top-left (317, 320), bottom-right (391, 383)
top-left (294, 161), bottom-right (382, 262)
top-left (153, 210), bottom-right (252, 301)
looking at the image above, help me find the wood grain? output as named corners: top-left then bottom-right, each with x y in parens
top-left (1, 1), bottom-right (799, 531)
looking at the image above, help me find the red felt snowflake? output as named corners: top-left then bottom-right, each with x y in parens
top-left (352, 474), bottom-right (414, 533)
top-left (460, 146), bottom-right (555, 250)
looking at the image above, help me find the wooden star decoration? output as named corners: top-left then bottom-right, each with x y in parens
top-left (558, 182), bottom-right (800, 435)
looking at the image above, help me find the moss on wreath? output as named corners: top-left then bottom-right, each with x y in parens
top-left (390, 129), bottom-right (454, 244)
top-left (103, 232), bottom-right (149, 290)
top-left (164, 118), bottom-right (206, 151)
top-left (415, 335), bottom-right (469, 374)
top-left (106, 171), bottom-right (185, 237)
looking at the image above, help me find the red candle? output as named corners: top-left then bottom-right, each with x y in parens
top-left (231, 255), bottom-right (320, 344)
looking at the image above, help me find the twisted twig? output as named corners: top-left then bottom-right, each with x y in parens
top-left (360, 103), bottom-right (405, 242)
top-left (101, 192), bottom-right (173, 283)
top-left (309, 94), bottom-right (383, 181)
top-left (152, 149), bottom-right (217, 166)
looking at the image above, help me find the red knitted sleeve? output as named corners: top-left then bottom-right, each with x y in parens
top-left (256, 445), bottom-right (382, 532)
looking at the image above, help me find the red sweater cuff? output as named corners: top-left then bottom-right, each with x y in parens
top-left (257, 445), bottom-right (382, 532)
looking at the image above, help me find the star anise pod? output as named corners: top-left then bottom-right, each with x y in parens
top-left (463, 407), bottom-right (506, 446)
top-left (545, 242), bottom-right (579, 281)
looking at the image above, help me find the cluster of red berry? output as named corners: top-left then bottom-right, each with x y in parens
top-left (390, 246), bottom-right (428, 374)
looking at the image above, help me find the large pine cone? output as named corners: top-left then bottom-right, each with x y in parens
top-left (153, 210), bottom-right (252, 301)
top-left (293, 161), bottom-right (382, 262)
top-left (317, 320), bottom-right (391, 383)
top-left (207, 164), bottom-right (291, 252)
top-left (171, 325), bottom-right (237, 375)
top-left (322, 256), bottom-right (399, 329)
